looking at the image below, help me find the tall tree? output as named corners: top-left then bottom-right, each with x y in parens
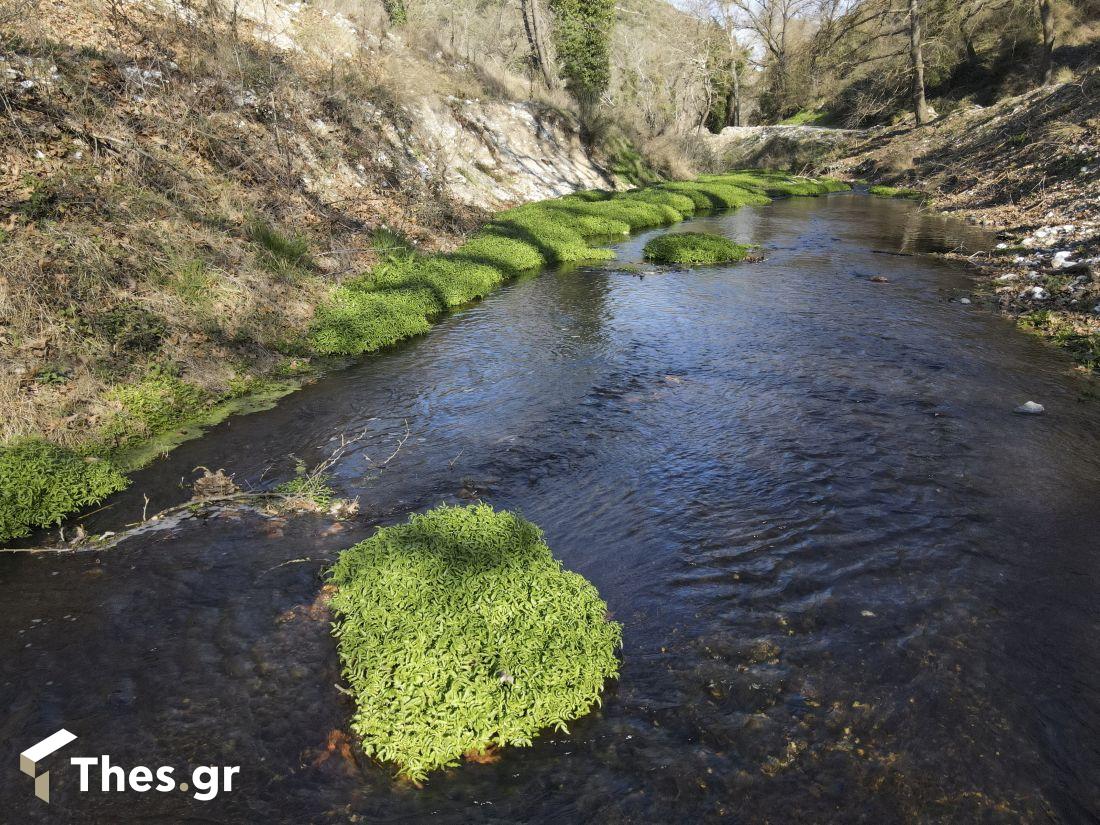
top-left (548, 0), bottom-right (616, 112)
top-left (907, 0), bottom-right (930, 124)
top-left (520, 0), bottom-right (555, 88)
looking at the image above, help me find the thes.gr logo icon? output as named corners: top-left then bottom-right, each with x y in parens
top-left (20, 729), bottom-right (77, 803)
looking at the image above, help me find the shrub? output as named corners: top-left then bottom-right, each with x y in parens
top-left (0, 438), bottom-right (128, 542)
top-left (643, 232), bottom-right (753, 265)
top-left (868, 185), bottom-right (923, 200)
top-left (328, 503), bottom-right (621, 781)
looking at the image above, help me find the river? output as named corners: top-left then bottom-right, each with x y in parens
top-left (3, 191), bottom-right (1099, 822)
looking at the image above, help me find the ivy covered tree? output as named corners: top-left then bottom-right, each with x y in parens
top-left (548, 0), bottom-right (616, 111)
top-left (382, 0), bottom-right (408, 26)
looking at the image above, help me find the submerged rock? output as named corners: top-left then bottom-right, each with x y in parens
top-left (1014, 401), bottom-right (1045, 415)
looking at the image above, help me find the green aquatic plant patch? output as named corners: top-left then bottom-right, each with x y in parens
top-left (643, 232), bottom-right (754, 265)
top-left (868, 185), bottom-right (924, 200)
top-left (0, 438), bottom-right (128, 542)
top-left (310, 171), bottom-right (846, 356)
top-left (328, 503), bottom-right (622, 781)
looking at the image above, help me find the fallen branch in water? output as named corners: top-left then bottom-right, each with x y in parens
top-left (1, 422), bottom-right (412, 555)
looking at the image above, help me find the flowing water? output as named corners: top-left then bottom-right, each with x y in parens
top-left (4, 193), bottom-right (1100, 823)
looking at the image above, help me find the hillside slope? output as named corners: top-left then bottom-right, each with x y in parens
top-left (0, 0), bottom-right (615, 452)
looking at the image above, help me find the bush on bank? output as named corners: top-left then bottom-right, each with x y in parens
top-left (327, 503), bottom-right (622, 781)
top-left (0, 439), bottom-right (128, 543)
top-left (643, 232), bottom-right (754, 265)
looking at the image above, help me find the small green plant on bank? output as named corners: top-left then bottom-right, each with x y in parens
top-left (1019, 310), bottom-right (1100, 370)
top-left (328, 503), bottom-right (621, 781)
top-left (249, 217), bottom-right (312, 277)
top-left (99, 367), bottom-right (209, 450)
top-left (274, 460), bottom-right (337, 509)
top-left (0, 439), bottom-right (128, 542)
top-left (778, 109), bottom-right (828, 126)
top-left (643, 232), bottom-right (753, 265)
top-left (868, 185), bottom-right (924, 200)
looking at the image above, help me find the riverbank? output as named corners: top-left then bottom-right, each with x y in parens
top-left (832, 68), bottom-right (1100, 372)
top-left (0, 171), bottom-right (846, 545)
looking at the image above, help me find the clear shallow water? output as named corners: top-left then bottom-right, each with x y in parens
top-left (4, 193), bottom-right (1100, 823)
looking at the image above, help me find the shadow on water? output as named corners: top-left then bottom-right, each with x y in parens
top-left (3, 193), bottom-right (1100, 822)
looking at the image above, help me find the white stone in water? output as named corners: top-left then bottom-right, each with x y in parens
top-left (997, 273), bottom-right (1018, 281)
top-left (1014, 401), bottom-right (1045, 415)
top-left (959, 297), bottom-right (972, 304)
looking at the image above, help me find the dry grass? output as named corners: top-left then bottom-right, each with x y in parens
top-left (0, 0), bottom-right (483, 449)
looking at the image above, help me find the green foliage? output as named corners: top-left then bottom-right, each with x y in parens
top-left (643, 232), bottom-right (753, 265)
top-left (309, 171), bottom-right (844, 356)
top-left (656, 180), bottom-right (769, 210)
top-left (548, 0), bottom-right (616, 109)
top-left (100, 368), bottom-right (208, 448)
top-left (703, 171), bottom-right (849, 198)
top-left (868, 185), bottom-right (924, 200)
top-left (328, 503), bottom-right (621, 781)
top-left (249, 217), bottom-right (312, 276)
top-left (0, 438), bottom-right (128, 542)
top-left (381, 0), bottom-right (407, 25)
top-left (602, 135), bottom-right (662, 186)
top-left (275, 462), bottom-right (336, 508)
top-left (778, 109), bottom-right (827, 126)
top-left (309, 287), bottom-right (434, 356)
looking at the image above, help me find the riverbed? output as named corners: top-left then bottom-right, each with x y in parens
top-left (3, 192), bottom-right (1099, 822)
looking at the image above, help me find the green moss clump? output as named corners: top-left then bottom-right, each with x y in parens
top-left (328, 503), bottom-right (622, 781)
top-left (643, 232), bottom-right (753, 265)
top-left (868, 185), bottom-right (924, 200)
top-left (0, 438), bottom-right (128, 542)
top-left (310, 287), bottom-right (434, 355)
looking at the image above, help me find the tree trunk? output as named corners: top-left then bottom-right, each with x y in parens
top-left (725, 59), bottom-right (741, 127)
top-left (520, 0), bottom-right (555, 88)
top-left (1038, 0), bottom-right (1054, 86)
top-left (908, 0), bottom-right (930, 126)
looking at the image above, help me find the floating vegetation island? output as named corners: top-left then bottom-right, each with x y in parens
top-left (327, 503), bottom-right (622, 781)
top-left (642, 232), bottom-right (754, 265)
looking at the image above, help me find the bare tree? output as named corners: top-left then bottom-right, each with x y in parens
top-left (723, 0), bottom-right (814, 115)
top-left (520, 0), bottom-right (555, 88)
top-left (907, 0), bottom-right (930, 124)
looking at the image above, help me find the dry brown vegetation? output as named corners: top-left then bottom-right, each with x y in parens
top-left (0, 0), bottom-right (491, 448)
